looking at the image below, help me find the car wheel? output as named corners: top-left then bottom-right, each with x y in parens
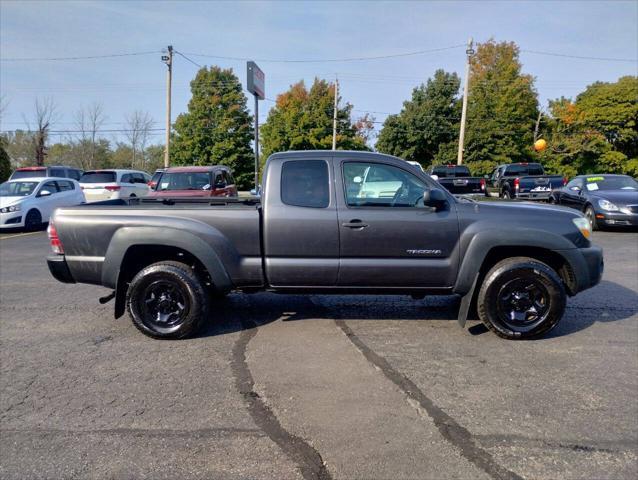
top-left (126, 261), bottom-right (209, 339)
top-left (585, 205), bottom-right (599, 231)
top-left (477, 257), bottom-right (566, 340)
top-left (130, 194), bottom-right (137, 198)
top-left (502, 190), bottom-right (511, 200)
top-left (548, 195), bottom-right (556, 204)
top-left (24, 209), bottom-right (42, 231)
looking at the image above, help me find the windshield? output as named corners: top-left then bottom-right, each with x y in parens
top-left (584, 175), bottom-right (638, 191)
top-left (0, 181), bottom-right (39, 197)
top-left (157, 172), bottom-right (212, 191)
top-left (11, 169), bottom-right (46, 179)
top-left (80, 171), bottom-right (117, 183)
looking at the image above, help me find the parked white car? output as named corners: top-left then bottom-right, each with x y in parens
top-left (0, 177), bottom-right (85, 230)
top-left (80, 169), bottom-right (151, 202)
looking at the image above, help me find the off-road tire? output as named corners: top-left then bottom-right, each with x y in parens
top-left (126, 260), bottom-right (209, 339)
top-left (477, 257), bottom-right (566, 340)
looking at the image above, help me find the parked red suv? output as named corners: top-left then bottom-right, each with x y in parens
top-left (148, 166), bottom-right (238, 198)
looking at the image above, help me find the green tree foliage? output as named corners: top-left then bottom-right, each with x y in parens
top-left (260, 78), bottom-right (369, 163)
top-left (171, 66), bottom-right (254, 188)
top-left (376, 70), bottom-right (461, 169)
top-left (464, 40), bottom-right (539, 170)
top-left (0, 137), bottom-right (11, 182)
top-left (538, 76), bottom-right (637, 177)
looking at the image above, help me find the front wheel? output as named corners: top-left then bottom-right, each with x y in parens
top-left (126, 261), bottom-right (209, 339)
top-left (585, 205), bottom-right (599, 231)
top-left (477, 257), bottom-right (566, 339)
top-left (24, 209), bottom-right (42, 231)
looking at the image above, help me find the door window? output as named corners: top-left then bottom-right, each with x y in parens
top-left (343, 162), bottom-right (428, 208)
top-left (39, 181), bottom-right (59, 196)
top-left (281, 160), bottom-right (329, 208)
top-left (121, 174), bottom-right (133, 184)
top-left (57, 180), bottom-right (75, 191)
top-left (50, 168), bottom-right (66, 178)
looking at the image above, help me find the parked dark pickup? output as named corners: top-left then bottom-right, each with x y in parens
top-left (426, 165), bottom-right (485, 195)
top-left (486, 162), bottom-right (566, 200)
top-left (47, 151), bottom-right (603, 341)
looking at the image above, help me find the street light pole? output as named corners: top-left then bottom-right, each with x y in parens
top-left (162, 46), bottom-right (173, 169)
top-left (457, 38), bottom-right (474, 166)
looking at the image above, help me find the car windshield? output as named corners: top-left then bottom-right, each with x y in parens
top-left (157, 172), bottom-right (212, 191)
top-left (0, 181), bottom-right (39, 197)
top-left (80, 171), bottom-right (117, 183)
top-left (11, 169), bottom-right (46, 179)
top-left (584, 175), bottom-right (638, 191)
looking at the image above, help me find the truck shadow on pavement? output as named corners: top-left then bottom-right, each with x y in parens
top-left (196, 279), bottom-right (637, 340)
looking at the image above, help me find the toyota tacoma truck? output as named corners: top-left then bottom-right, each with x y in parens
top-left (426, 164), bottom-right (485, 195)
top-left (486, 162), bottom-right (566, 200)
top-left (46, 151), bottom-right (603, 340)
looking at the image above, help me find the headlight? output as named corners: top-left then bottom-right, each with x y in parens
top-left (598, 199), bottom-right (619, 211)
top-left (1, 204), bottom-right (21, 213)
top-left (572, 217), bottom-right (592, 240)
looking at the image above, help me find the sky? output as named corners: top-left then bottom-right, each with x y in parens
top-left (1, 0), bottom-right (637, 147)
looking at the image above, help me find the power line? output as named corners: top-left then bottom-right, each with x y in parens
top-left (0, 51), bottom-right (161, 62)
top-left (180, 44), bottom-right (465, 63)
top-left (520, 49), bottom-right (637, 63)
top-left (174, 51), bottom-right (202, 69)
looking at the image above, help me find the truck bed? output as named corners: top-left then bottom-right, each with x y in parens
top-left (53, 197), bottom-right (264, 288)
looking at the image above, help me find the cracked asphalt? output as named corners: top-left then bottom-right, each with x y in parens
top-left (1, 230), bottom-right (637, 479)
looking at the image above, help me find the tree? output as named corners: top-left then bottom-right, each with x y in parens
top-left (3, 130), bottom-right (36, 166)
top-left (124, 110), bottom-right (155, 170)
top-left (25, 98), bottom-right (58, 166)
top-left (171, 66), bottom-right (254, 189)
top-left (464, 40), bottom-right (539, 169)
top-left (74, 102), bottom-right (107, 170)
top-left (260, 78), bottom-right (370, 164)
top-left (0, 136), bottom-right (11, 182)
top-left (537, 76), bottom-right (637, 177)
top-left (376, 69), bottom-right (461, 168)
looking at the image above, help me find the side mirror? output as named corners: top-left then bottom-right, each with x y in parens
top-left (569, 186), bottom-right (581, 192)
top-left (484, 174), bottom-right (490, 179)
top-left (353, 176), bottom-right (362, 184)
top-left (423, 188), bottom-right (448, 211)
top-left (38, 189), bottom-right (52, 197)
top-left (430, 174), bottom-right (439, 181)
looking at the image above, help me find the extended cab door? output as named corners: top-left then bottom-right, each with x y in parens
top-left (262, 156), bottom-right (339, 286)
top-left (336, 159), bottom-right (460, 288)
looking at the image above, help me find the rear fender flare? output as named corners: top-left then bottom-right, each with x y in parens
top-left (101, 226), bottom-right (232, 292)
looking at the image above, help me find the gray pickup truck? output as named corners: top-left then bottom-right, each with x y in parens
top-left (47, 151), bottom-right (603, 340)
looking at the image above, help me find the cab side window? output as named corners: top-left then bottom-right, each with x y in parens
top-left (281, 160), bottom-right (329, 208)
top-left (343, 162), bottom-right (428, 208)
top-left (50, 168), bottom-right (66, 178)
top-left (214, 172), bottom-right (225, 188)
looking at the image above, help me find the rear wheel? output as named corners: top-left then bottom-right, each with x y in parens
top-left (502, 190), bottom-right (511, 200)
top-left (24, 209), bottom-right (42, 231)
top-left (477, 257), bottom-right (566, 339)
top-left (126, 261), bottom-right (209, 339)
top-left (585, 205), bottom-right (599, 231)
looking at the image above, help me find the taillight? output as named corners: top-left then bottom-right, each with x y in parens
top-left (105, 185), bottom-right (121, 191)
top-left (47, 221), bottom-right (64, 254)
top-left (562, 177), bottom-right (568, 186)
top-left (514, 178), bottom-right (520, 190)
top-left (480, 178), bottom-right (486, 191)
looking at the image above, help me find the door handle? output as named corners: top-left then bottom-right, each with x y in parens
top-left (342, 220), bottom-right (368, 229)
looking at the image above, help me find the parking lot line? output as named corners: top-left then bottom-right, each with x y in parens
top-left (0, 231), bottom-right (44, 241)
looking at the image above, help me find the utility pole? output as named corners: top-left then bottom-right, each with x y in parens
top-left (457, 37), bottom-right (474, 165)
top-left (332, 76), bottom-right (339, 150)
top-left (162, 46), bottom-right (173, 169)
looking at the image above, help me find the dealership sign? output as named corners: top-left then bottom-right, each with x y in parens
top-left (247, 61), bottom-right (265, 100)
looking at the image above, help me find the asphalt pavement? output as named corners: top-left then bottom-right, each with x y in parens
top-left (0, 229), bottom-right (636, 479)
